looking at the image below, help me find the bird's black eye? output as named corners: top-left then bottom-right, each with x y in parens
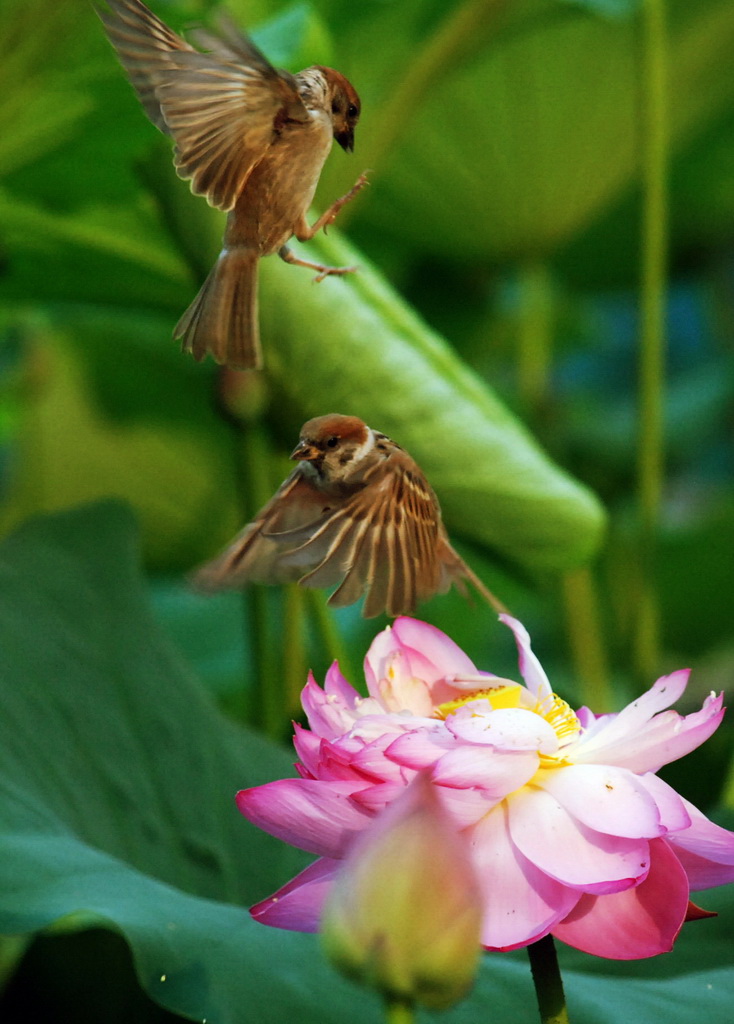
top-left (347, 103), bottom-right (358, 118)
top-left (326, 436), bottom-right (339, 448)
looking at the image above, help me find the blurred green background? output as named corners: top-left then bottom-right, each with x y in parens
top-left (1, 0), bottom-right (733, 1020)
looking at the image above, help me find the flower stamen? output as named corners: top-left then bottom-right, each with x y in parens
top-left (534, 693), bottom-right (580, 766)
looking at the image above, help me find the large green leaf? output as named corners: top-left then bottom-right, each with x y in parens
top-left (259, 229), bottom-right (605, 570)
top-left (0, 339), bottom-right (241, 568)
top-left (0, 0), bottom-right (97, 180)
top-left (0, 501), bottom-right (347, 1022)
top-left (329, 0), bottom-right (734, 261)
top-left (0, 502), bottom-right (305, 903)
top-left (0, 503), bottom-right (733, 1024)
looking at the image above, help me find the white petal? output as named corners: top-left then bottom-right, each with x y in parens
top-left (570, 671), bottom-right (690, 764)
top-left (508, 786), bottom-right (650, 894)
top-left (538, 764), bottom-right (666, 838)
top-left (433, 746), bottom-right (541, 795)
top-left (447, 706), bottom-right (558, 754)
top-left (470, 804), bottom-right (578, 950)
top-left (499, 615), bottom-right (552, 698)
top-left (635, 773), bottom-right (691, 833)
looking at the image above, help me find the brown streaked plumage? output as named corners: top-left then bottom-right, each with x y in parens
top-left (193, 414), bottom-right (507, 619)
top-left (98, 0), bottom-right (366, 370)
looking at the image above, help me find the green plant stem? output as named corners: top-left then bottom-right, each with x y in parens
top-left (526, 935), bottom-right (570, 1024)
top-left (384, 997), bottom-right (416, 1024)
top-left (562, 567), bottom-right (612, 712)
top-left (307, 590), bottom-right (357, 685)
top-left (516, 261), bottom-right (554, 417)
top-left (284, 584), bottom-right (307, 716)
top-left (635, 0), bottom-right (669, 683)
top-left (342, 0), bottom-right (505, 225)
top-left (0, 935), bottom-right (28, 993)
top-left (239, 422), bottom-right (281, 738)
top-left (514, 263), bottom-right (612, 711)
top-left (721, 753), bottom-right (734, 812)
top-left (245, 587), bottom-right (282, 738)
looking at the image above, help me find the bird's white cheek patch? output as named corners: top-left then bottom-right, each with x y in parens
top-left (350, 430), bottom-right (376, 464)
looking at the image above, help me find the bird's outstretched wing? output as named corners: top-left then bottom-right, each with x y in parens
top-left (99, 0), bottom-right (309, 210)
top-left (193, 445), bottom-right (507, 617)
top-left (98, 0), bottom-right (192, 131)
top-left (269, 456), bottom-right (443, 618)
top-left (192, 468), bottom-right (332, 591)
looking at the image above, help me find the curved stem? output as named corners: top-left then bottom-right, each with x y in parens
top-left (516, 261), bottom-right (553, 417)
top-left (721, 752), bottom-right (734, 812)
top-left (514, 263), bottom-right (611, 710)
top-left (0, 935), bottom-right (29, 993)
top-left (307, 590), bottom-right (356, 686)
top-left (384, 997), bottom-right (416, 1024)
top-left (635, 0), bottom-right (668, 683)
top-left (238, 422), bottom-right (281, 736)
top-left (526, 934), bottom-right (570, 1024)
top-left (284, 584), bottom-right (307, 716)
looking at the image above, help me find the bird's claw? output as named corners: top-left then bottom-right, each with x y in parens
top-left (312, 264), bottom-right (358, 283)
top-left (323, 173), bottom-right (370, 233)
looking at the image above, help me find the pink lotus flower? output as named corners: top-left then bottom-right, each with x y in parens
top-left (237, 615), bottom-right (734, 959)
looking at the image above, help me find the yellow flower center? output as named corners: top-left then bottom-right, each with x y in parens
top-left (435, 683), bottom-right (580, 765)
top-left (435, 683), bottom-right (524, 719)
top-left (536, 692), bottom-right (581, 746)
top-left (533, 692), bottom-right (581, 765)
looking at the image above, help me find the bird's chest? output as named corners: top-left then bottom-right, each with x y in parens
top-left (228, 114), bottom-right (333, 253)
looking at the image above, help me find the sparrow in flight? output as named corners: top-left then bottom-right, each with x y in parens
top-left (194, 414), bottom-right (507, 618)
top-left (98, 0), bottom-right (366, 369)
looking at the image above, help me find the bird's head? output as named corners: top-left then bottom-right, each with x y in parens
top-left (316, 67), bottom-right (361, 152)
top-left (291, 414), bottom-right (372, 481)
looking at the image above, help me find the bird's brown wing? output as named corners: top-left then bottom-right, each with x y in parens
top-left (98, 0), bottom-right (195, 132)
top-left (99, 0), bottom-right (309, 210)
top-left (435, 532), bottom-right (509, 615)
top-left (192, 469), bottom-right (331, 591)
top-left (192, 452), bottom-right (508, 615)
top-left (188, 14), bottom-right (282, 74)
top-left (154, 52), bottom-right (307, 211)
top-left (275, 457), bottom-right (444, 618)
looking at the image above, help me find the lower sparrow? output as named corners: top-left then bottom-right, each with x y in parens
top-left (194, 414), bottom-right (507, 618)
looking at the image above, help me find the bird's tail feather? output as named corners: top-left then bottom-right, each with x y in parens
top-left (175, 247), bottom-right (261, 370)
top-left (457, 558), bottom-right (509, 615)
top-left (439, 535), bottom-right (509, 616)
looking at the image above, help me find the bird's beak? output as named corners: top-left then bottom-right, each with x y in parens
top-left (335, 127), bottom-right (354, 153)
top-left (290, 440), bottom-right (319, 461)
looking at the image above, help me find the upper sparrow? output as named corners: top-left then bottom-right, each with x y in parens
top-left (194, 414), bottom-right (507, 618)
top-left (98, 0), bottom-right (366, 370)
